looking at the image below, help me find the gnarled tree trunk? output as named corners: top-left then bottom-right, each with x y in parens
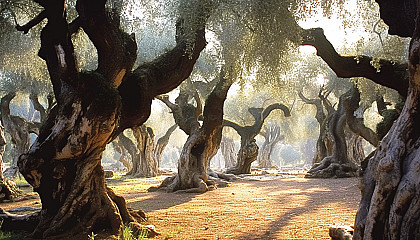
top-left (158, 69), bottom-right (233, 193)
top-left (3, 0), bottom-right (210, 238)
top-left (111, 133), bottom-right (134, 172)
top-left (130, 125), bottom-right (158, 178)
top-left (225, 104), bottom-right (291, 175)
top-left (354, 1), bottom-right (420, 239)
top-left (298, 89), bottom-right (333, 165)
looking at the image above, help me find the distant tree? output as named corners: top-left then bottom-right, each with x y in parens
top-left (224, 104), bottom-right (290, 175)
top-left (129, 125), bottom-right (158, 178)
top-left (257, 122), bottom-right (284, 168)
top-left (220, 136), bottom-right (236, 169)
top-left (154, 124), bottom-right (177, 167)
top-left (1, 92), bottom-right (41, 178)
top-left (298, 88), bottom-right (333, 165)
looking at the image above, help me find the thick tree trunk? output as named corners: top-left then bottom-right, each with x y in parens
top-left (130, 125), bottom-right (158, 178)
top-left (158, 69), bottom-right (233, 193)
top-left (353, 2), bottom-right (420, 239)
top-left (258, 123), bottom-right (283, 168)
top-left (298, 91), bottom-right (333, 165)
top-left (6, 0), bottom-right (209, 237)
top-left (226, 138), bottom-right (259, 174)
top-left (306, 88), bottom-right (358, 178)
top-left (220, 137), bottom-right (236, 169)
top-left (155, 124), bottom-right (177, 167)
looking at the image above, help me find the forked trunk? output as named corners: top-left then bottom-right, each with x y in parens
top-left (258, 123), bottom-right (283, 168)
top-left (224, 104), bottom-right (291, 174)
top-left (306, 88), bottom-right (358, 178)
top-left (159, 69), bottom-right (233, 193)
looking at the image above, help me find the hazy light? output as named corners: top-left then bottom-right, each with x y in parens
top-left (315, 74), bottom-right (328, 86)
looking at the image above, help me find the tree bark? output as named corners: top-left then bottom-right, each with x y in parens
top-left (225, 104), bottom-right (291, 174)
top-left (8, 0), bottom-right (209, 238)
top-left (158, 69), bottom-right (233, 193)
top-left (302, 28), bottom-right (409, 98)
top-left (298, 90), bottom-right (333, 165)
top-left (258, 123), bottom-right (283, 168)
top-left (130, 125), bottom-right (158, 178)
top-left (353, 2), bottom-right (420, 239)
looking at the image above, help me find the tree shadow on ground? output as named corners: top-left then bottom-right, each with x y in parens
top-left (235, 177), bottom-right (359, 240)
top-left (124, 191), bottom-right (196, 212)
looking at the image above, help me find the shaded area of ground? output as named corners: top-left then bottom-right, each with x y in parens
top-left (1, 173), bottom-right (360, 239)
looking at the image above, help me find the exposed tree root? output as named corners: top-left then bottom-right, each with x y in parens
top-left (0, 179), bottom-right (21, 201)
top-left (305, 156), bottom-right (358, 178)
top-left (150, 170), bottom-right (236, 193)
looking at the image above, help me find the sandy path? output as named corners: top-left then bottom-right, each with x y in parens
top-left (118, 175), bottom-right (360, 240)
top-left (0, 175), bottom-right (360, 239)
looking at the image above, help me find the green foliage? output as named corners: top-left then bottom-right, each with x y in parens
top-left (88, 232), bottom-right (97, 240)
top-left (121, 225), bottom-right (149, 240)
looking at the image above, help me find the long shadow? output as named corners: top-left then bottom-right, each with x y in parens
top-left (235, 177), bottom-right (360, 239)
top-left (106, 175), bottom-right (197, 212)
top-left (125, 191), bottom-right (197, 212)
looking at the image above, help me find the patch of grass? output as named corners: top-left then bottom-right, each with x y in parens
top-left (121, 225), bottom-right (149, 240)
top-left (88, 232), bottom-right (98, 240)
top-left (0, 231), bottom-right (25, 240)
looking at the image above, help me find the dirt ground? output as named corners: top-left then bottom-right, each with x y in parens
top-left (1, 173), bottom-right (361, 240)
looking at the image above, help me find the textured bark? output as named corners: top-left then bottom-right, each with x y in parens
top-left (306, 85), bottom-right (379, 178)
top-left (158, 69), bottom-right (233, 193)
top-left (347, 134), bottom-right (365, 166)
top-left (220, 137), bottom-right (236, 169)
top-left (7, 0), bottom-right (209, 238)
top-left (258, 123), bottom-right (283, 168)
top-left (306, 88), bottom-right (358, 178)
top-left (225, 104), bottom-right (291, 174)
top-left (298, 90), bottom-right (333, 165)
top-left (353, 1), bottom-right (420, 239)
top-left (375, 95), bottom-right (402, 139)
top-left (156, 89), bottom-right (201, 136)
top-left (1, 92), bottom-right (40, 178)
top-left (130, 125), bottom-right (158, 178)
top-left (154, 124), bottom-right (177, 167)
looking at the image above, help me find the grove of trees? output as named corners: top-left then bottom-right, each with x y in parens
top-left (0, 0), bottom-right (419, 239)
